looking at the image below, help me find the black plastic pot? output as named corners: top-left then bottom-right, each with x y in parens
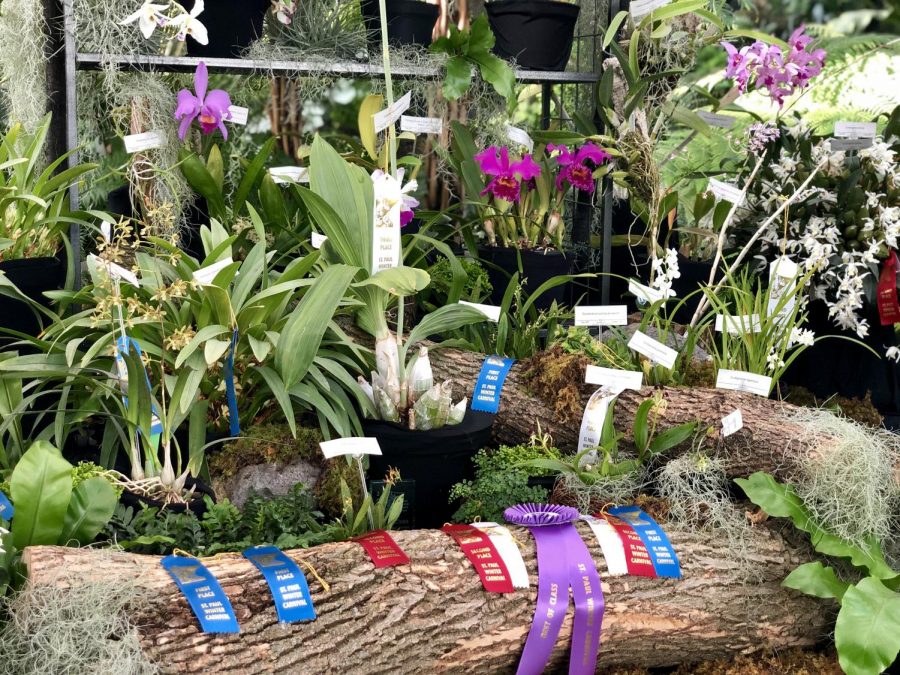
top-left (486, 0), bottom-right (580, 71)
top-left (361, 0), bottom-right (439, 48)
top-left (0, 257), bottom-right (65, 347)
top-left (188, 0), bottom-right (269, 58)
top-left (479, 246), bottom-right (573, 311)
top-left (120, 476), bottom-right (217, 517)
top-left (363, 409), bottom-right (495, 528)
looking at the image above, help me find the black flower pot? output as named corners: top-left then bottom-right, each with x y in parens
top-left (188, 0), bottom-right (270, 58)
top-left (479, 246), bottom-right (573, 311)
top-left (485, 0), bottom-right (580, 71)
top-left (363, 409), bottom-right (495, 528)
top-left (120, 476), bottom-right (217, 517)
top-left (0, 257), bottom-right (65, 347)
top-left (361, 0), bottom-right (439, 48)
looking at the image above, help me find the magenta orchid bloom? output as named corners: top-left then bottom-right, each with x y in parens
top-left (474, 146), bottom-right (541, 202)
top-left (548, 142), bottom-right (611, 193)
top-left (175, 61), bottom-right (232, 141)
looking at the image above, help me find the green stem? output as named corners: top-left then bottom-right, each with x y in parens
top-left (377, 0), bottom-right (398, 177)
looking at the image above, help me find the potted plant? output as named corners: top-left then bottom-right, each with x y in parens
top-left (360, 0), bottom-right (440, 49)
top-left (0, 116), bottom-right (95, 345)
top-left (484, 0), bottom-right (580, 71)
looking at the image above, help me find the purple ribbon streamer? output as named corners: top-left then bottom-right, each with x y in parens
top-left (565, 527), bottom-right (605, 675)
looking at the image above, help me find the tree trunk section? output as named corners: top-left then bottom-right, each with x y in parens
top-left (24, 521), bottom-right (829, 674)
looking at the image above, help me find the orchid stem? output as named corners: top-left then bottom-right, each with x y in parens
top-left (377, 0), bottom-right (398, 178)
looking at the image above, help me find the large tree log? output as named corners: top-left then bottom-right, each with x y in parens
top-left (24, 521), bottom-right (829, 674)
top-left (428, 346), bottom-right (848, 482)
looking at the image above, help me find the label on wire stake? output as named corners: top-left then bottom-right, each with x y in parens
top-left (575, 305), bottom-right (628, 327)
top-left (400, 115), bottom-right (442, 135)
top-left (373, 91), bottom-right (412, 133)
top-left (227, 106), bottom-right (249, 125)
top-left (123, 130), bottom-right (167, 154)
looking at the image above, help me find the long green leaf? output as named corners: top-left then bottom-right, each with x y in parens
top-left (59, 477), bottom-right (117, 546)
top-left (10, 441), bottom-right (72, 549)
top-left (835, 578), bottom-right (900, 675)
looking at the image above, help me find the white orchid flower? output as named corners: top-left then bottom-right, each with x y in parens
top-left (120, 2), bottom-right (170, 39)
top-left (171, 0), bottom-right (208, 45)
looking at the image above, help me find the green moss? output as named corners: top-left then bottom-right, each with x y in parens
top-left (522, 345), bottom-right (592, 424)
top-left (315, 458), bottom-right (363, 520)
top-left (785, 386), bottom-right (883, 428)
top-left (209, 424), bottom-right (323, 481)
top-left (72, 461), bottom-right (124, 498)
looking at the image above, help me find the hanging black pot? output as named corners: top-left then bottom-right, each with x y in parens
top-left (120, 476), bottom-right (217, 517)
top-left (188, 0), bottom-right (270, 58)
top-left (363, 409), bottom-right (495, 528)
top-left (479, 246), bottom-right (573, 310)
top-left (360, 0), bottom-right (439, 48)
top-left (485, 0), bottom-right (580, 71)
top-left (0, 256), bottom-right (65, 347)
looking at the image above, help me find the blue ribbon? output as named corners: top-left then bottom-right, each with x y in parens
top-left (607, 506), bottom-right (681, 578)
top-left (115, 335), bottom-right (163, 436)
top-left (243, 546), bottom-right (316, 623)
top-left (0, 491), bottom-right (13, 521)
top-left (224, 328), bottom-right (240, 437)
top-left (160, 555), bottom-right (240, 633)
top-left (471, 355), bottom-right (515, 414)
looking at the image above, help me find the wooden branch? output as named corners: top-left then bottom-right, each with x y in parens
top-left (24, 521), bottom-right (829, 674)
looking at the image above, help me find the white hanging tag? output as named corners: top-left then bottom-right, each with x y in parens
top-left (584, 365), bottom-right (643, 391)
top-left (227, 106), bottom-right (249, 125)
top-left (504, 124), bottom-right (534, 152)
top-left (767, 256), bottom-right (798, 322)
top-left (192, 258), bottom-right (234, 287)
top-left (628, 279), bottom-right (667, 303)
top-left (123, 130), bottom-right (167, 154)
top-left (715, 369), bottom-right (773, 397)
top-left (319, 437), bottom-right (382, 459)
top-left (373, 91), bottom-right (412, 133)
top-left (459, 301), bottom-right (501, 322)
top-left (269, 166), bottom-right (309, 184)
top-left (400, 115), bottom-right (442, 135)
top-left (721, 409), bottom-right (743, 437)
top-left (575, 305), bottom-right (628, 327)
top-left (696, 110), bottom-right (736, 129)
top-left (834, 121), bottom-right (876, 139)
top-left (628, 330), bottom-right (678, 369)
top-left (708, 178), bottom-right (745, 206)
top-left (470, 522), bottom-right (529, 589)
top-left (714, 313), bottom-right (762, 335)
top-left (630, 0), bottom-right (672, 20)
top-left (311, 232), bottom-right (328, 249)
top-left (89, 254), bottom-right (139, 287)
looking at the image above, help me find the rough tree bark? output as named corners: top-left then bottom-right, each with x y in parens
top-left (428, 346), bottom-right (846, 482)
top-left (24, 521), bottom-right (829, 674)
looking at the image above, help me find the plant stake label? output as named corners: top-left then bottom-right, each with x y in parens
top-left (123, 129), bottom-right (167, 154)
top-left (877, 251), bottom-right (900, 325)
top-left (160, 555), bottom-right (239, 633)
top-left (470, 522), bottom-right (529, 589)
top-left (504, 124), bottom-right (534, 152)
top-left (352, 530), bottom-right (410, 568)
top-left (575, 305), bottom-right (628, 327)
top-left (243, 546), bottom-right (316, 623)
top-left (400, 115), bottom-right (442, 135)
top-left (311, 232), bottom-right (328, 249)
top-left (721, 409), bottom-right (743, 437)
top-left (714, 313), bottom-right (761, 335)
top-left (269, 166), bottom-right (309, 184)
top-left (472, 356), bottom-right (515, 413)
top-left (584, 365), bottom-right (643, 391)
top-left (708, 178), bottom-right (745, 205)
top-left (603, 515), bottom-right (657, 577)
top-left (577, 387), bottom-right (618, 456)
top-left (459, 300), bottom-right (501, 322)
top-left (89, 254), bottom-right (139, 287)
top-left (630, 0), bottom-right (672, 20)
top-left (607, 506), bottom-right (681, 578)
top-left (0, 491), bottom-right (13, 521)
top-left (715, 369), bottom-right (772, 397)
top-left (834, 121), bottom-right (876, 139)
top-left (581, 515), bottom-right (627, 576)
top-left (831, 137), bottom-right (873, 152)
top-left (628, 330), bottom-right (678, 369)
top-left (767, 256), bottom-right (798, 323)
top-left (373, 91), bottom-right (412, 133)
top-left (441, 524), bottom-right (515, 593)
top-left (696, 110), bottom-right (735, 129)
top-left (628, 279), bottom-right (666, 304)
top-left (227, 105), bottom-right (249, 125)
top-left (192, 258), bottom-right (234, 287)
top-left (319, 437), bottom-right (381, 459)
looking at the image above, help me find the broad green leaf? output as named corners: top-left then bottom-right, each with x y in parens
top-left (783, 561), bottom-right (850, 601)
top-left (358, 94), bottom-right (384, 160)
top-left (179, 149), bottom-right (226, 220)
top-left (835, 578), bottom-right (900, 675)
top-left (354, 266), bottom-right (429, 297)
top-left (59, 477), bottom-right (116, 546)
top-left (474, 54), bottom-right (516, 104)
top-left (174, 325), bottom-right (228, 369)
top-left (206, 144), bottom-right (225, 193)
top-left (648, 422), bottom-right (697, 455)
top-left (603, 10), bottom-right (630, 48)
top-left (443, 55), bottom-right (472, 100)
top-left (204, 338), bottom-right (232, 366)
top-left (10, 441), bottom-right (73, 549)
top-left (405, 304), bottom-right (489, 351)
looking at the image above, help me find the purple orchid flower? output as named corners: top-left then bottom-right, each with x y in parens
top-left (548, 142), bottom-right (611, 193)
top-left (474, 146), bottom-right (541, 202)
top-left (174, 61), bottom-right (232, 141)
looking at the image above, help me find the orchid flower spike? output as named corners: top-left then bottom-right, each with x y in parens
top-left (120, 2), bottom-right (170, 39)
top-left (175, 61), bottom-right (232, 140)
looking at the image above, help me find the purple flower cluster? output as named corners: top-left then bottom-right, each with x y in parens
top-left (721, 26), bottom-right (826, 107)
top-left (747, 122), bottom-right (781, 153)
top-left (474, 146), bottom-right (541, 202)
top-left (547, 142), bottom-right (611, 193)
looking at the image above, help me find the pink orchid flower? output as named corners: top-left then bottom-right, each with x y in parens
top-left (174, 61), bottom-right (232, 141)
top-left (548, 142), bottom-right (611, 193)
top-left (474, 146), bottom-right (541, 202)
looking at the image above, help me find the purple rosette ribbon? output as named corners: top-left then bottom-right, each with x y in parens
top-left (504, 503), bottom-right (605, 675)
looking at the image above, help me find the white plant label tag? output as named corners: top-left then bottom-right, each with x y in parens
top-left (628, 279), bottom-right (666, 304)
top-left (721, 409), bottom-right (743, 437)
top-left (768, 256), bottom-right (798, 323)
top-left (192, 258), bottom-right (234, 287)
top-left (584, 365), bottom-right (643, 391)
top-left (319, 437), bottom-right (382, 460)
top-left (577, 387), bottom-right (618, 456)
top-left (311, 232), bottom-right (328, 249)
top-left (834, 121), bottom-right (876, 139)
top-left (715, 369), bottom-right (773, 397)
top-left (628, 330), bottom-right (678, 370)
top-left (459, 301), bottom-right (501, 322)
top-left (123, 130), bottom-right (167, 154)
top-left (831, 137), bottom-right (874, 152)
top-left (504, 124), bottom-right (534, 152)
top-left (371, 172), bottom-right (403, 273)
top-left (580, 515), bottom-right (628, 576)
top-left (269, 166), bottom-right (309, 184)
top-left (575, 305), bottom-right (628, 327)
top-left (400, 115), bottom-right (442, 135)
top-left (630, 0), bottom-right (672, 20)
top-left (708, 178), bottom-right (745, 205)
top-left (91, 255), bottom-right (140, 287)
top-left (373, 91), bottom-right (412, 133)
top-left (714, 313), bottom-right (762, 335)
top-left (227, 106), bottom-right (249, 125)
top-left (696, 110), bottom-right (736, 129)
top-left (470, 522), bottom-right (530, 589)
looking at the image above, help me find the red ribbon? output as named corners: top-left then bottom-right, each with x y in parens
top-left (441, 524), bottom-right (515, 593)
top-left (877, 251), bottom-right (900, 326)
top-left (604, 515), bottom-right (657, 578)
top-left (352, 530), bottom-right (409, 568)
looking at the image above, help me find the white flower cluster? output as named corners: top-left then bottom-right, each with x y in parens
top-left (120, 1), bottom-right (208, 44)
top-left (651, 248), bottom-right (681, 298)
